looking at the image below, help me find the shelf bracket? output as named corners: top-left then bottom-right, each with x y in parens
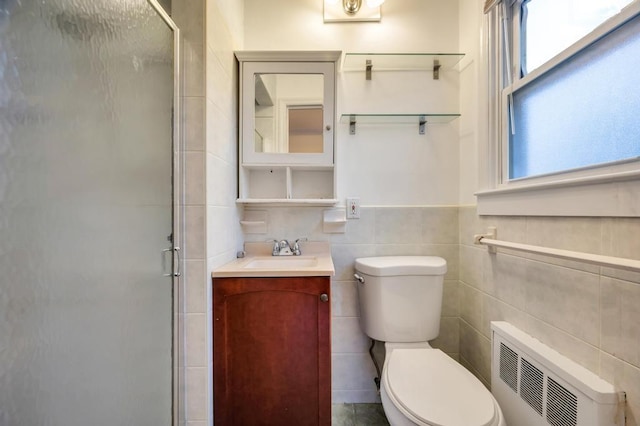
top-left (349, 115), bottom-right (357, 135)
top-left (419, 115), bottom-right (426, 135)
top-left (365, 59), bottom-right (372, 80)
top-left (433, 59), bottom-right (441, 80)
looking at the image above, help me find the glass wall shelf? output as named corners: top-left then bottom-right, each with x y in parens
top-left (340, 113), bottom-right (461, 135)
top-left (342, 52), bottom-right (465, 79)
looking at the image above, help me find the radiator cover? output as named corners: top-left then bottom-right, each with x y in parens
top-left (491, 322), bottom-right (626, 426)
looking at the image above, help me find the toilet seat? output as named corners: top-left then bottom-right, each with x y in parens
top-left (384, 349), bottom-right (497, 426)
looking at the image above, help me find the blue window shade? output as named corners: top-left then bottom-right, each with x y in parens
top-left (509, 14), bottom-right (640, 180)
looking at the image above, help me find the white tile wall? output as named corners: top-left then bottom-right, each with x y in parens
top-left (184, 260), bottom-right (206, 313)
top-left (482, 253), bottom-right (528, 309)
top-left (184, 206), bottom-right (206, 260)
top-left (172, 0), bottom-right (208, 423)
top-left (174, 0), bottom-right (244, 424)
top-left (601, 352), bottom-right (640, 426)
top-left (601, 276), bottom-right (640, 367)
top-left (332, 317), bottom-right (371, 353)
top-left (186, 366), bottom-right (209, 421)
top-left (183, 97), bottom-right (205, 152)
top-left (183, 41), bottom-right (205, 99)
top-left (185, 313), bottom-right (208, 368)
top-left (330, 280), bottom-right (359, 317)
top-left (442, 280), bottom-right (460, 317)
top-left (245, 206), bottom-right (461, 403)
top-left (332, 353), bottom-right (379, 393)
top-left (459, 206), bottom-right (640, 425)
top-left (525, 261), bottom-right (600, 345)
top-left (185, 152), bottom-right (206, 205)
top-left (430, 317), bottom-right (460, 354)
top-left (202, 1), bottom-right (244, 425)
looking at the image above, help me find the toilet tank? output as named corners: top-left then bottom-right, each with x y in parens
top-left (355, 256), bottom-right (447, 343)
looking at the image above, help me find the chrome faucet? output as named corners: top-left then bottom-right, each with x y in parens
top-left (270, 238), bottom-right (307, 256)
top-left (277, 239), bottom-right (294, 256)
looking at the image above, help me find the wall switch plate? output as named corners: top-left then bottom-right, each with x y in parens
top-left (346, 197), bottom-right (360, 219)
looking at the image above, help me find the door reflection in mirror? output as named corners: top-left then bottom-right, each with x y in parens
top-left (253, 73), bottom-right (324, 153)
top-left (288, 106), bottom-right (323, 153)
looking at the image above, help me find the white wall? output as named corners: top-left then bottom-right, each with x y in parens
top-left (244, 0), bottom-right (461, 206)
top-left (241, 0), bottom-right (463, 404)
top-left (458, 0), bottom-right (483, 205)
top-left (244, 0), bottom-right (459, 52)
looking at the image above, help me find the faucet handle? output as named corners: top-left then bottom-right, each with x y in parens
top-left (292, 237), bottom-right (308, 256)
top-left (267, 239), bottom-right (279, 256)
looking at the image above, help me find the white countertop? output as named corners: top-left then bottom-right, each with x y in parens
top-left (212, 241), bottom-right (335, 278)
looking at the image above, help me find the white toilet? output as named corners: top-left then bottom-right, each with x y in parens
top-left (354, 256), bottom-right (506, 426)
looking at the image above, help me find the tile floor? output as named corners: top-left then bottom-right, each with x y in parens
top-left (332, 403), bottom-right (390, 426)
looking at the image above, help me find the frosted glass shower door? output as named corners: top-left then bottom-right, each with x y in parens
top-left (0, 1), bottom-right (176, 425)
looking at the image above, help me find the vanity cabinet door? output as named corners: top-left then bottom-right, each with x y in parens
top-left (213, 276), bottom-right (331, 426)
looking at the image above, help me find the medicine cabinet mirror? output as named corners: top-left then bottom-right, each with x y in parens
top-left (240, 58), bottom-right (337, 165)
top-left (254, 73), bottom-right (325, 154)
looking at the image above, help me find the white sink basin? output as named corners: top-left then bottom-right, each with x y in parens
top-left (212, 242), bottom-right (334, 278)
top-left (243, 256), bottom-right (318, 269)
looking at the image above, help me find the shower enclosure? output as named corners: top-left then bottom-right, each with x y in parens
top-left (0, 1), bottom-right (179, 424)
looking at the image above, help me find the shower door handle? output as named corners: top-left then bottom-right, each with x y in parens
top-left (162, 248), bottom-right (173, 277)
top-left (173, 247), bottom-right (181, 277)
top-left (162, 247), bottom-right (181, 277)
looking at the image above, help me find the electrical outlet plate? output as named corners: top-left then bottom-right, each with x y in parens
top-left (346, 197), bottom-right (360, 219)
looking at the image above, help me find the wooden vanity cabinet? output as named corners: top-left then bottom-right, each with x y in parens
top-left (213, 276), bottom-right (331, 426)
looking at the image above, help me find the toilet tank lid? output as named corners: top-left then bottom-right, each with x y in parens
top-left (355, 256), bottom-right (447, 277)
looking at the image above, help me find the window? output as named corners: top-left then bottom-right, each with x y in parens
top-left (477, 0), bottom-right (640, 216)
top-left (510, 10), bottom-right (640, 179)
top-left (521, 0), bottom-right (634, 75)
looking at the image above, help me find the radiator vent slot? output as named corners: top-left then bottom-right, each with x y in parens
top-left (547, 377), bottom-right (578, 426)
top-left (499, 342), bottom-right (518, 392)
top-left (520, 358), bottom-right (544, 416)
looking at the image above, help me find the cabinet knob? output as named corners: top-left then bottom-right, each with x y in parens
top-left (325, 125), bottom-right (331, 131)
top-left (320, 293), bottom-right (329, 303)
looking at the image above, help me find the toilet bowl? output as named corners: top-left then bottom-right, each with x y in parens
top-left (354, 256), bottom-right (506, 426)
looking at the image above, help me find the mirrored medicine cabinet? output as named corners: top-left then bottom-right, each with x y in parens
top-left (236, 51), bottom-right (341, 205)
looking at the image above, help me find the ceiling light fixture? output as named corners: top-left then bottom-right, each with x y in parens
top-left (343, 0), bottom-right (362, 15)
top-left (323, 0), bottom-right (385, 22)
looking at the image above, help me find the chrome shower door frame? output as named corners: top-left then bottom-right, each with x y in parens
top-left (147, 2), bottom-right (183, 425)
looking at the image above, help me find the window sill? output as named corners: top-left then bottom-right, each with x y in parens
top-left (475, 170), bottom-right (640, 217)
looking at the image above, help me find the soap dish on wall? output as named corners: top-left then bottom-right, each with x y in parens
top-left (323, 208), bottom-right (347, 234)
top-left (240, 210), bottom-right (268, 234)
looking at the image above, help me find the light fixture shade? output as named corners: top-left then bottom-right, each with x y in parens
top-left (366, 0), bottom-right (385, 7)
top-left (323, 0), bottom-right (381, 22)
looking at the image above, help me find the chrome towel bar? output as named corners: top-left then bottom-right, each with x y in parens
top-left (474, 226), bottom-right (640, 272)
